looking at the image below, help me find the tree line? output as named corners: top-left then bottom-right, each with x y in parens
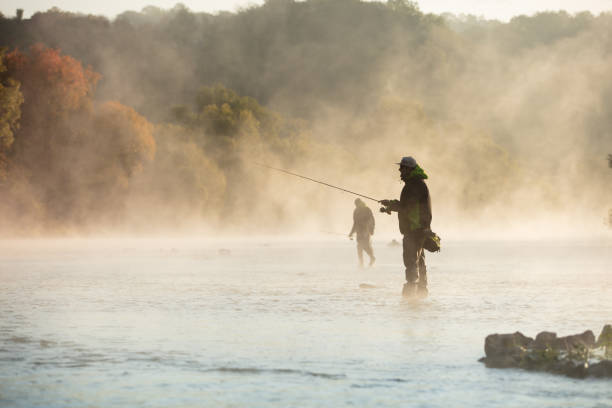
top-left (1, 0), bottom-right (611, 234)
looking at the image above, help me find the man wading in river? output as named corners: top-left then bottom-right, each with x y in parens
top-left (380, 156), bottom-right (432, 296)
top-left (348, 198), bottom-right (376, 267)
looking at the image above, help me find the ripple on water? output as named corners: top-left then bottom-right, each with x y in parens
top-left (0, 239), bottom-right (610, 408)
top-left (204, 366), bottom-right (346, 380)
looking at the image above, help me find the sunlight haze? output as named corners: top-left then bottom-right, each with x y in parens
top-left (3, 0), bottom-right (612, 20)
top-left (1, 0), bottom-right (611, 406)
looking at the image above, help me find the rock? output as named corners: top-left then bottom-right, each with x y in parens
top-left (483, 332), bottom-right (533, 368)
top-left (533, 331), bottom-right (557, 350)
top-left (531, 330), bottom-right (594, 355)
top-left (480, 325), bottom-right (612, 379)
top-left (597, 325), bottom-right (612, 358)
top-left (588, 360), bottom-right (612, 378)
top-left (557, 330), bottom-right (595, 352)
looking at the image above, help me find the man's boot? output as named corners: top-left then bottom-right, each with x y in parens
top-left (417, 259), bottom-right (428, 296)
top-left (403, 266), bottom-right (418, 297)
top-left (402, 281), bottom-right (416, 297)
top-left (416, 281), bottom-right (428, 297)
top-left (369, 256), bottom-right (376, 267)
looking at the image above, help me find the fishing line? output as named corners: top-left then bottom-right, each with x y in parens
top-left (255, 162), bottom-right (380, 203)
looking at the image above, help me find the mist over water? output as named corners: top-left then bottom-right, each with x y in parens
top-left (1, 1), bottom-right (612, 406)
top-left (1, 238), bottom-right (611, 407)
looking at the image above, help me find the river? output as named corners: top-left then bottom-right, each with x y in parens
top-left (0, 237), bottom-right (610, 407)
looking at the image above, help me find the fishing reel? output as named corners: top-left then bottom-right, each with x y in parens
top-left (380, 207), bottom-right (392, 215)
top-left (379, 199), bottom-right (392, 215)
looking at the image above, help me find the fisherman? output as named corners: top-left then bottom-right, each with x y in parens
top-left (348, 198), bottom-right (376, 267)
top-left (380, 156), bottom-right (432, 296)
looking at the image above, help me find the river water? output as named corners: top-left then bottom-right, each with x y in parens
top-left (0, 237), bottom-right (611, 407)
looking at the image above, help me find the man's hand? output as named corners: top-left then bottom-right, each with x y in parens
top-left (348, 233), bottom-right (354, 240)
top-left (379, 199), bottom-right (392, 214)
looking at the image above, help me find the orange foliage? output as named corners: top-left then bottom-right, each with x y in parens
top-left (5, 44), bottom-right (100, 116)
top-left (1, 45), bottom-right (156, 231)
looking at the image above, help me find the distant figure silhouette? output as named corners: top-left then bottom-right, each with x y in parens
top-left (348, 198), bottom-right (376, 267)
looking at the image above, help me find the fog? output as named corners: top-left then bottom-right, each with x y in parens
top-left (0, 0), bottom-right (611, 239)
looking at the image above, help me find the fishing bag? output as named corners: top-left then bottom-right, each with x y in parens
top-left (423, 230), bottom-right (441, 252)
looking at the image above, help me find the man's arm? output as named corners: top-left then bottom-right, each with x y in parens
top-left (419, 182), bottom-right (432, 229)
top-left (349, 223), bottom-right (356, 237)
top-left (368, 207), bottom-right (375, 234)
top-left (380, 199), bottom-right (400, 213)
top-left (348, 210), bottom-right (357, 237)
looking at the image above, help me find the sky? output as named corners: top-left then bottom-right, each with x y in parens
top-left (2, 0), bottom-right (612, 21)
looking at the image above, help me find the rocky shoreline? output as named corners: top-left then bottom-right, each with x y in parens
top-left (479, 325), bottom-right (612, 378)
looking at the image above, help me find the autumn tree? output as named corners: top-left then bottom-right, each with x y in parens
top-left (0, 47), bottom-right (23, 182)
top-left (5, 44), bottom-right (100, 184)
top-left (2, 45), bottom-right (155, 231)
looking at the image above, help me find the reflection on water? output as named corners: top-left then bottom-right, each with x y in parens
top-left (0, 238), bottom-right (611, 407)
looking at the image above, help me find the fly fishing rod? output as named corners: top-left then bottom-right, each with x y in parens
top-left (255, 162), bottom-right (381, 203)
top-left (321, 230), bottom-right (354, 240)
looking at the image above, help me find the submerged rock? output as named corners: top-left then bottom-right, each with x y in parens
top-left (479, 325), bottom-right (612, 379)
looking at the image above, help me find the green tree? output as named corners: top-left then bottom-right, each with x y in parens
top-left (126, 123), bottom-right (226, 230)
top-left (0, 47), bottom-right (23, 182)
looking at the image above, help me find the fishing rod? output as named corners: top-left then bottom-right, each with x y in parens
top-left (320, 230), bottom-right (353, 239)
top-left (255, 162), bottom-right (381, 203)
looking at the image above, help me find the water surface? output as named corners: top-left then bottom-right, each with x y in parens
top-left (1, 238), bottom-right (611, 407)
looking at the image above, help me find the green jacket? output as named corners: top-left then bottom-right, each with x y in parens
top-left (387, 166), bottom-right (432, 234)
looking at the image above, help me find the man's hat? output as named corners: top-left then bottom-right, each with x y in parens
top-left (396, 156), bottom-right (417, 168)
